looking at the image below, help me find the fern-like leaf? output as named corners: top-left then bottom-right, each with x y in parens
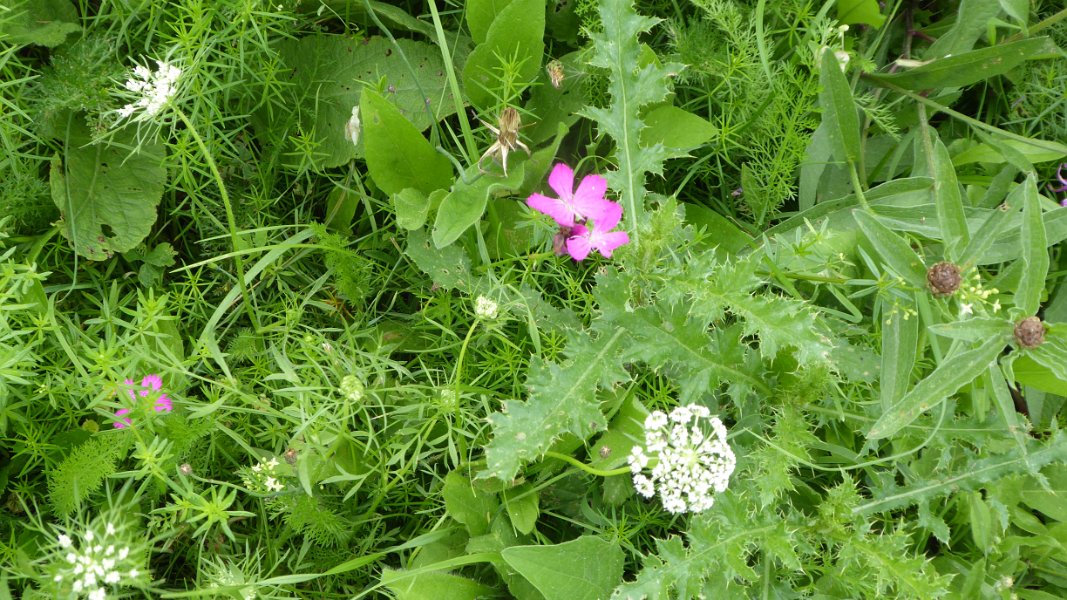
top-left (48, 435), bottom-right (129, 516)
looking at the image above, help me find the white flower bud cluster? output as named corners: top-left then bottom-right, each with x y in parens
top-left (628, 404), bottom-right (736, 514)
top-left (116, 59), bottom-right (181, 122)
top-left (340, 374), bottom-right (365, 403)
top-left (49, 521), bottom-right (146, 599)
top-left (243, 456), bottom-right (284, 493)
top-left (474, 296), bottom-right (499, 320)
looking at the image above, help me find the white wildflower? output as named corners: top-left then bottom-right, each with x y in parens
top-left (49, 520), bottom-right (146, 598)
top-left (474, 296), bottom-right (499, 320)
top-left (627, 404), bottom-right (736, 515)
top-left (58, 534), bottom-right (72, 548)
top-left (116, 58), bottom-right (182, 123)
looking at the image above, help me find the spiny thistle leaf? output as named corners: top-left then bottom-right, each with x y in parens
top-left (581, 0), bottom-right (683, 245)
top-left (482, 328), bottom-right (629, 481)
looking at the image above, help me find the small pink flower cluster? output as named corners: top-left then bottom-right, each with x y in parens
top-left (114, 374), bottom-right (172, 429)
top-left (527, 163), bottom-right (630, 261)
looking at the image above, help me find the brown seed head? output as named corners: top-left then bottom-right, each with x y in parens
top-left (927, 261), bottom-right (962, 296)
top-left (546, 59), bottom-right (565, 89)
top-left (1014, 316), bottom-right (1045, 349)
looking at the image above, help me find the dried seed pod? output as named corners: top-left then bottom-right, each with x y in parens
top-left (1014, 316), bottom-right (1045, 349)
top-left (927, 261), bottom-right (962, 296)
top-left (546, 59), bottom-right (565, 89)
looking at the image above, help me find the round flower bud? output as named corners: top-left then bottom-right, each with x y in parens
top-left (1014, 316), bottom-right (1045, 349)
top-left (927, 261), bottom-right (962, 296)
top-left (340, 375), bottom-right (365, 403)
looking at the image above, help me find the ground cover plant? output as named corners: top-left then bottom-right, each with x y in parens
top-left (1, 0), bottom-right (1067, 597)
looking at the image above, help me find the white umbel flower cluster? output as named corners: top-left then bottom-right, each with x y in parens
top-left (628, 404), bottom-right (736, 514)
top-left (116, 59), bottom-right (181, 122)
top-left (474, 296), bottom-right (499, 320)
top-left (243, 456), bottom-right (285, 493)
top-left (48, 521), bottom-right (146, 598)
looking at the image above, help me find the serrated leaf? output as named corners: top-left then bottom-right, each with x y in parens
top-left (853, 210), bottom-right (927, 288)
top-left (867, 37), bottom-right (1059, 90)
top-left (502, 536), bottom-right (623, 600)
top-left (462, 0), bottom-right (545, 109)
top-left (582, 0), bottom-right (681, 246)
top-left (818, 48), bottom-right (861, 164)
top-left (732, 293), bottom-right (832, 365)
top-left (868, 336), bottom-right (1006, 440)
top-left (482, 329), bottom-right (627, 481)
top-left (271, 35), bottom-right (458, 170)
top-left (51, 119), bottom-right (166, 261)
top-left (1016, 174), bottom-right (1047, 316)
top-left (361, 88), bottom-right (453, 196)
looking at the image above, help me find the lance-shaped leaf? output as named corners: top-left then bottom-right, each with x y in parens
top-left (51, 119), bottom-right (166, 261)
top-left (867, 37), bottom-right (1060, 91)
top-left (868, 336), bottom-right (1006, 440)
top-left (361, 88), bottom-right (452, 196)
top-left (930, 134), bottom-right (969, 261)
top-left (818, 48), bottom-right (861, 164)
top-left (958, 196), bottom-right (1017, 267)
top-left (881, 295), bottom-right (919, 410)
top-left (853, 210), bottom-right (927, 288)
top-left (1015, 174), bottom-right (1048, 316)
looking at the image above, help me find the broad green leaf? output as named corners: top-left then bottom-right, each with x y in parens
top-left (1024, 332), bottom-right (1067, 390)
top-left (967, 491), bottom-right (994, 550)
top-left (683, 203), bottom-right (752, 257)
top-left (867, 37), bottom-right (1059, 91)
top-left (393, 188), bottom-right (431, 231)
top-left (953, 137), bottom-right (1067, 168)
top-left (880, 295), bottom-right (918, 410)
top-left (502, 536), bottom-right (624, 600)
top-left (462, 0), bottom-right (545, 109)
top-left (524, 52), bottom-right (587, 145)
top-left (590, 393), bottom-right (648, 471)
top-left (640, 105), bottom-right (716, 153)
top-left (0, 0), bottom-right (80, 47)
top-left (852, 210), bottom-right (927, 289)
top-left (502, 484), bottom-right (539, 535)
top-left (582, 0), bottom-right (681, 246)
top-left (442, 471), bottom-right (498, 536)
top-left (404, 228), bottom-right (472, 290)
top-left (482, 328), bottom-right (628, 481)
top-left (1016, 174), bottom-right (1047, 316)
top-left (381, 567), bottom-right (495, 600)
top-left (271, 35), bottom-right (457, 170)
top-left (50, 119), bottom-right (166, 261)
top-left (818, 48), bottom-right (861, 164)
top-left (836, 0), bottom-right (886, 28)
top-left (930, 135), bottom-right (969, 261)
top-left (361, 89), bottom-right (452, 196)
top-left (432, 162), bottom-right (524, 248)
top-left (1014, 353), bottom-right (1067, 395)
top-left (868, 336), bottom-right (1006, 440)
top-left (466, 0), bottom-right (515, 44)
top-left (325, 184), bottom-right (360, 234)
top-left (924, 0), bottom-right (1003, 59)
top-left (998, 0), bottom-right (1028, 23)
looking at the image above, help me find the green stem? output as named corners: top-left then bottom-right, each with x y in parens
top-left (427, 0), bottom-right (478, 163)
top-left (848, 161), bottom-right (870, 210)
top-left (543, 451), bottom-right (631, 477)
top-left (174, 108), bottom-right (260, 330)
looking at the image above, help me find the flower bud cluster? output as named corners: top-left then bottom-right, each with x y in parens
top-left (340, 375), bottom-right (365, 403)
top-left (628, 404), bottom-right (736, 514)
top-left (45, 520), bottom-right (147, 599)
top-left (474, 296), bottom-right (499, 320)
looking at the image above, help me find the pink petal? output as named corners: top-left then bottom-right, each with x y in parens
top-left (587, 200), bottom-right (623, 230)
top-left (142, 374), bottom-right (163, 390)
top-left (566, 230), bottom-right (593, 261)
top-left (114, 408), bottom-right (132, 429)
top-left (547, 163), bottom-right (575, 201)
top-left (573, 174), bottom-right (607, 208)
top-left (124, 378), bottom-right (137, 401)
top-left (155, 395), bottom-right (173, 412)
top-left (593, 230), bottom-right (630, 257)
top-left (527, 193), bottom-right (577, 227)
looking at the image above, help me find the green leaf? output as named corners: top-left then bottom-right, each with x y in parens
top-left (524, 52), bottom-right (587, 145)
top-left (958, 196), bottom-right (1018, 267)
top-left (325, 184), bottom-right (360, 234)
top-left (462, 0), bottom-right (545, 109)
top-left (998, 0), bottom-right (1028, 23)
top-left (404, 228), bottom-right (472, 290)
top-left (836, 0), bottom-right (886, 28)
top-left (502, 536), bottom-right (624, 600)
top-left (270, 35), bottom-right (457, 170)
top-left (880, 296), bottom-right (919, 410)
top-left (1016, 174), bottom-right (1048, 316)
top-left (0, 0), bottom-right (80, 47)
top-left (868, 336), bottom-right (1006, 440)
top-left (818, 48), bottom-right (861, 164)
top-left (927, 318), bottom-right (1012, 342)
top-left (466, 0), bottom-right (515, 44)
top-left (482, 328), bottom-right (628, 481)
top-left (1024, 332), bottom-right (1067, 389)
top-left (930, 135), bottom-right (970, 261)
top-left (381, 567), bottom-right (496, 600)
top-left (48, 435), bottom-right (129, 516)
top-left (502, 484), bottom-right (539, 535)
top-left (952, 138), bottom-right (1067, 167)
top-left (582, 0), bottom-right (681, 246)
top-left (442, 471), bottom-right (498, 536)
top-left (432, 163), bottom-right (524, 248)
top-left (361, 88), bottom-right (452, 196)
top-left (590, 393), bottom-right (647, 471)
top-left (853, 210), bottom-right (927, 289)
top-left (639, 105), bottom-right (716, 153)
top-left (1012, 354), bottom-right (1066, 395)
top-left (393, 188), bottom-right (432, 231)
top-left (924, 0), bottom-right (1005, 59)
top-left (50, 120), bottom-right (166, 261)
top-left (866, 37), bottom-right (1060, 91)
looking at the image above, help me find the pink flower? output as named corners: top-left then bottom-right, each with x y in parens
top-left (113, 374), bottom-right (172, 429)
top-left (527, 163), bottom-right (615, 227)
top-left (1050, 163), bottom-right (1067, 207)
top-left (565, 200), bottom-right (631, 261)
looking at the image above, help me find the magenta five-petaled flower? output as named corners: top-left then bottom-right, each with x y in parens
top-left (114, 374), bottom-right (173, 429)
top-left (526, 163), bottom-right (630, 260)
